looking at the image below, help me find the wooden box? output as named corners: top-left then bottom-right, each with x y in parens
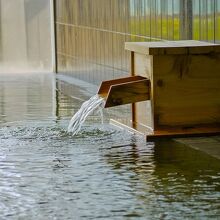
top-left (124, 40), bottom-right (220, 141)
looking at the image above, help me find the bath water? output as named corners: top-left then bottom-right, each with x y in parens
top-left (0, 73), bottom-right (220, 219)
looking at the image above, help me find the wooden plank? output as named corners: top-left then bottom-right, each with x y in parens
top-left (133, 53), bottom-right (154, 129)
top-left (147, 132), bottom-right (220, 141)
top-left (125, 40), bottom-right (220, 55)
top-left (146, 125), bottom-right (220, 141)
top-left (104, 79), bottom-right (150, 108)
top-left (134, 53), bottom-right (153, 78)
top-left (131, 51), bottom-right (137, 124)
top-left (110, 119), bottom-right (153, 135)
top-left (171, 40), bottom-right (216, 46)
top-left (153, 54), bottom-right (220, 127)
top-left (125, 42), bottom-right (187, 55)
top-left (98, 76), bottom-right (146, 95)
top-left (188, 46), bottom-right (217, 54)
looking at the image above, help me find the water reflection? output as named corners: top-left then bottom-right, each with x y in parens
top-left (103, 139), bottom-right (220, 218)
top-left (0, 73), bottom-right (56, 123)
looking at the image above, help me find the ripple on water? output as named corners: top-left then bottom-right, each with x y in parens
top-left (0, 121), bottom-right (220, 219)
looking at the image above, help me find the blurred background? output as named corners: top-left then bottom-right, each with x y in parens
top-left (56, 0), bottom-right (220, 84)
top-left (0, 0), bottom-right (53, 73)
top-left (0, 0), bottom-right (219, 79)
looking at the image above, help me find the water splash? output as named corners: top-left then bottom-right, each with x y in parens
top-left (68, 95), bottom-right (105, 135)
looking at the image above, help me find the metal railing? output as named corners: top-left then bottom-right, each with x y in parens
top-left (55, 0), bottom-right (220, 83)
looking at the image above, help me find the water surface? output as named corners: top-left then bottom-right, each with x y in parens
top-left (0, 73), bottom-right (220, 219)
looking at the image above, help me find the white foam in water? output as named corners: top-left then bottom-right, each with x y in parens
top-left (68, 95), bottom-right (105, 135)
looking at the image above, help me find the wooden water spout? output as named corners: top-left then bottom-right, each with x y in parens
top-left (98, 40), bottom-right (220, 141)
top-left (98, 76), bottom-right (150, 108)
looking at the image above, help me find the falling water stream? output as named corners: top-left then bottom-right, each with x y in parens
top-left (68, 95), bottom-right (105, 135)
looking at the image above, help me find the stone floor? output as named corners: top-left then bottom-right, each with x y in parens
top-left (176, 136), bottom-right (220, 160)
